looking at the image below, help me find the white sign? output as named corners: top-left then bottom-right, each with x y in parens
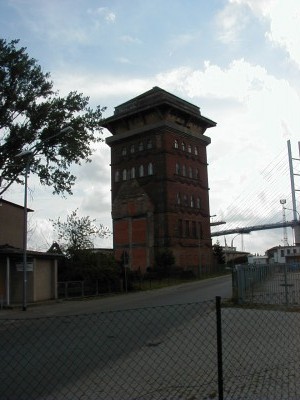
top-left (16, 263), bottom-right (33, 272)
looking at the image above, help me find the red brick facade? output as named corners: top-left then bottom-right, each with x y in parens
top-left (104, 87), bottom-right (216, 273)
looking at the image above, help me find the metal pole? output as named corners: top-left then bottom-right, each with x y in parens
top-left (287, 140), bottom-right (297, 221)
top-left (216, 296), bottom-right (224, 400)
top-left (22, 159), bottom-right (30, 311)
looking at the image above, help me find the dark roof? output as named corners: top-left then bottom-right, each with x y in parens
top-left (0, 244), bottom-right (62, 258)
top-left (0, 198), bottom-right (33, 212)
top-left (102, 86), bottom-right (216, 129)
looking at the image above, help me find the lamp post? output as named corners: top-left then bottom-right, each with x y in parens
top-left (231, 233), bottom-right (240, 249)
top-left (15, 126), bottom-right (73, 311)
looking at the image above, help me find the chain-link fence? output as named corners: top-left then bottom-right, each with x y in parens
top-left (1, 298), bottom-right (300, 399)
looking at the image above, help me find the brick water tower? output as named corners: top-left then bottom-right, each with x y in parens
top-left (103, 87), bottom-right (216, 273)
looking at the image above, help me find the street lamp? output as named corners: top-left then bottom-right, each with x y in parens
top-left (231, 233), bottom-right (240, 249)
top-left (15, 126), bottom-right (73, 311)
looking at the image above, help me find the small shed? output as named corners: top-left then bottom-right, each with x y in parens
top-left (0, 245), bottom-right (60, 306)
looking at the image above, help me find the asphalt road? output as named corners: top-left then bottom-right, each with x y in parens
top-left (0, 276), bottom-right (232, 399)
top-left (0, 274), bottom-right (232, 318)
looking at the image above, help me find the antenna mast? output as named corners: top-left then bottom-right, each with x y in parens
top-left (280, 199), bottom-right (289, 246)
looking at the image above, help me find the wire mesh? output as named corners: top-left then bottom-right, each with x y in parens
top-left (0, 301), bottom-right (218, 400)
top-left (1, 297), bottom-right (300, 399)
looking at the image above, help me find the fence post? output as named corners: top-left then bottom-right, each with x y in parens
top-left (216, 296), bottom-right (224, 400)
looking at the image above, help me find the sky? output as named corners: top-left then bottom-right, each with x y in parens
top-left (1, 0), bottom-right (300, 255)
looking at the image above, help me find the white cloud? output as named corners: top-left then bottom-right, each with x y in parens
top-left (230, 0), bottom-right (300, 68)
top-left (215, 2), bottom-right (249, 44)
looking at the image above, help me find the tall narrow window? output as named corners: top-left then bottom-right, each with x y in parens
top-left (122, 169), bottom-right (127, 181)
top-left (130, 144), bottom-right (135, 153)
top-left (148, 162), bottom-right (153, 175)
top-left (175, 163), bottom-right (180, 174)
top-left (122, 146), bottom-right (127, 156)
top-left (174, 140), bottom-right (179, 149)
top-left (178, 219), bottom-right (183, 237)
top-left (147, 139), bottom-right (152, 149)
top-left (195, 168), bottom-right (199, 179)
top-left (176, 193), bottom-right (181, 205)
top-left (185, 220), bottom-right (190, 237)
top-left (194, 146), bottom-right (198, 155)
top-left (190, 195), bottom-right (194, 207)
top-left (183, 194), bottom-right (188, 206)
top-left (139, 141), bottom-right (144, 151)
top-left (139, 165), bottom-right (144, 177)
top-left (196, 197), bottom-right (201, 209)
top-left (192, 221), bottom-right (197, 238)
top-left (115, 170), bottom-right (120, 182)
top-left (188, 144), bottom-right (192, 153)
top-left (189, 166), bottom-right (193, 178)
top-left (182, 141), bottom-right (186, 151)
top-left (198, 222), bottom-right (203, 239)
top-left (131, 167), bottom-right (135, 179)
top-left (182, 165), bottom-right (186, 176)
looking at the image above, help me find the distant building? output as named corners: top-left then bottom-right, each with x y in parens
top-left (247, 254), bottom-right (268, 265)
top-left (104, 87), bottom-right (216, 273)
top-left (266, 245), bottom-right (300, 264)
top-left (221, 245), bottom-right (249, 265)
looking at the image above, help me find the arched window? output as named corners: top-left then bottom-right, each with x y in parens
top-left (182, 165), bottom-right (186, 177)
top-left (174, 140), bottom-right (179, 149)
top-left (175, 163), bottom-right (180, 175)
top-left (131, 167), bottom-right (135, 179)
top-left (181, 141), bottom-right (186, 151)
top-left (188, 144), bottom-right (192, 153)
top-left (122, 169), bottom-right (127, 181)
top-left (176, 193), bottom-right (181, 205)
top-left (122, 146), bottom-right (127, 156)
top-left (196, 197), bottom-right (201, 209)
top-left (147, 139), bottom-right (152, 149)
top-left (130, 144), bottom-right (135, 153)
top-left (148, 162), bottom-right (153, 175)
top-left (189, 167), bottom-right (193, 178)
top-left (190, 196), bottom-right (194, 207)
top-left (139, 165), bottom-right (144, 177)
top-left (194, 146), bottom-right (198, 155)
top-left (115, 170), bottom-right (119, 182)
top-left (139, 141), bottom-right (144, 151)
top-left (183, 194), bottom-right (188, 206)
top-left (195, 168), bottom-right (199, 179)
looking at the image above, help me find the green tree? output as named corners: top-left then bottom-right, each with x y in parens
top-left (51, 209), bottom-right (111, 259)
top-left (212, 240), bottom-right (225, 264)
top-left (0, 39), bottom-right (106, 196)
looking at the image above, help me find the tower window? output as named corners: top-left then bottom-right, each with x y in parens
top-left (194, 146), bottom-right (198, 155)
top-left (148, 162), bottom-right (153, 175)
top-left (196, 197), bottom-right (201, 209)
top-left (189, 167), bottom-right (193, 178)
top-left (122, 146), bottom-right (127, 156)
top-left (195, 168), bottom-right (199, 179)
top-left (139, 165), bottom-right (144, 177)
top-left (131, 167), bottom-right (135, 179)
top-left (174, 140), bottom-right (179, 149)
top-left (139, 142), bottom-right (144, 151)
top-left (130, 144), bottom-right (135, 153)
top-left (176, 193), bottom-right (181, 205)
top-left (175, 163), bottom-right (180, 174)
top-left (182, 165), bottom-right (186, 177)
top-left (122, 169), bottom-right (127, 181)
top-left (115, 170), bottom-right (120, 182)
top-left (147, 139), bottom-right (152, 149)
top-left (190, 196), bottom-right (194, 207)
top-left (181, 142), bottom-right (186, 151)
top-left (188, 144), bottom-right (192, 153)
